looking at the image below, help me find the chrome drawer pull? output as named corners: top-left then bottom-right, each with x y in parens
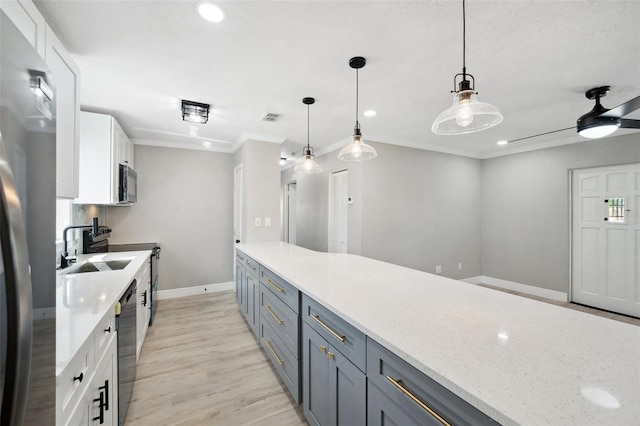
top-left (386, 376), bottom-right (451, 426)
top-left (265, 305), bottom-right (284, 325)
top-left (265, 278), bottom-right (284, 293)
top-left (238, 255), bottom-right (245, 261)
top-left (265, 340), bottom-right (284, 366)
top-left (310, 314), bottom-right (345, 342)
top-left (245, 260), bottom-right (256, 271)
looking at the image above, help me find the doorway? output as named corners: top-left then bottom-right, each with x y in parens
top-left (571, 163), bottom-right (640, 317)
top-left (329, 170), bottom-right (348, 253)
top-left (283, 181), bottom-right (297, 245)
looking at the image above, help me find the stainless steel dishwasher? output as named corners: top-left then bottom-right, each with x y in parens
top-left (117, 280), bottom-right (137, 426)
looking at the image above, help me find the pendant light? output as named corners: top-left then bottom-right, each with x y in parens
top-left (294, 97), bottom-right (322, 173)
top-left (432, 0), bottom-right (502, 135)
top-left (338, 57), bottom-right (377, 161)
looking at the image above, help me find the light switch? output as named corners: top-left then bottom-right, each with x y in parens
top-left (435, 265), bottom-right (442, 274)
top-left (255, 217), bottom-right (261, 227)
top-left (265, 217), bottom-right (272, 227)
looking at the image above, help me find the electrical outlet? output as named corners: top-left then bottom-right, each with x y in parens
top-left (458, 262), bottom-right (463, 270)
top-left (436, 265), bottom-right (442, 274)
top-left (254, 217), bottom-right (261, 227)
top-left (265, 217), bottom-right (272, 227)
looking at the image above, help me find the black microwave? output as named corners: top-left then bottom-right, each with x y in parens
top-left (118, 163), bottom-right (137, 204)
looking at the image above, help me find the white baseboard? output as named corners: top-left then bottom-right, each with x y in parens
top-left (33, 308), bottom-right (56, 320)
top-left (157, 281), bottom-right (234, 300)
top-left (461, 275), bottom-right (568, 302)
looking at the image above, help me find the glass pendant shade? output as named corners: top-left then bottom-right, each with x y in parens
top-left (293, 151), bottom-right (322, 173)
top-left (337, 135), bottom-right (377, 161)
top-left (432, 90), bottom-right (503, 135)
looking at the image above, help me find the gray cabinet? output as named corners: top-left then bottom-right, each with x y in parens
top-left (302, 322), bottom-right (366, 426)
top-left (367, 339), bottom-right (498, 426)
top-left (235, 254), bottom-right (246, 311)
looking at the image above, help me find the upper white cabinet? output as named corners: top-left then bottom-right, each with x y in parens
top-left (46, 24), bottom-right (81, 199)
top-left (76, 111), bottom-right (134, 205)
top-left (0, 0), bottom-right (46, 58)
top-left (2, 0), bottom-right (82, 199)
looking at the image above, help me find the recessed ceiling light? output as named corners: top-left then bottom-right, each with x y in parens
top-left (196, 1), bottom-right (226, 23)
top-left (363, 110), bottom-right (377, 117)
top-left (496, 140), bottom-right (508, 146)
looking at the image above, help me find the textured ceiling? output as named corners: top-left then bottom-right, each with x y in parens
top-left (35, 0), bottom-right (640, 160)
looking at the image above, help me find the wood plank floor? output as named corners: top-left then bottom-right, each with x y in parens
top-left (124, 291), bottom-right (306, 425)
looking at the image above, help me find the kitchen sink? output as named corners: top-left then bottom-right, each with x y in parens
top-left (66, 259), bottom-right (132, 274)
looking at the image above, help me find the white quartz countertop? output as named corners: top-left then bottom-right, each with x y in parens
top-left (56, 250), bottom-right (152, 376)
top-left (237, 242), bottom-right (640, 426)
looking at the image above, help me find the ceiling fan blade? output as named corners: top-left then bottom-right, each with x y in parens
top-left (601, 95), bottom-right (640, 118)
top-left (618, 118), bottom-right (640, 129)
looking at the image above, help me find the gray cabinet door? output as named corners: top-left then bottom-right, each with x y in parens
top-left (303, 323), bottom-right (366, 426)
top-left (332, 346), bottom-right (366, 425)
top-left (303, 323), bottom-right (331, 426)
top-left (235, 262), bottom-right (244, 309)
top-left (246, 274), bottom-right (259, 336)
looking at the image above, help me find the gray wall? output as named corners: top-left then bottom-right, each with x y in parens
top-left (283, 141), bottom-right (483, 279)
top-left (107, 145), bottom-right (234, 290)
top-left (481, 134), bottom-right (640, 292)
top-left (233, 140), bottom-right (282, 243)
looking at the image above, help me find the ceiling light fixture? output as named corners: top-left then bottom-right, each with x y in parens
top-left (338, 57), bottom-right (377, 161)
top-left (196, 0), bottom-right (226, 23)
top-left (576, 86), bottom-right (640, 138)
top-left (294, 97), bottom-right (322, 174)
top-left (577, 87), bottom-right (620, 138)
top-left (181, 99), bottom-right (210, 124)
top-left (432, 0), bottom-right (502, 135)
top-left (363, 110), bottom-right (377, 117)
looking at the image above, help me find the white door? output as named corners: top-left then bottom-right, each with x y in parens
top-left (329, 170), bottom-right (348, 253)
top-left (285, 182), bottom-right (297, 245)
top-left (233, 164), bottom-right (243, 274)
top-left (571, 163), bottom-right (640, 317)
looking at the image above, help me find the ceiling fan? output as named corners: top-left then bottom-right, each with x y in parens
top-left (576, 86), bottom-right (640, 138)
top-left (504, 86), bottom-right (640, 144)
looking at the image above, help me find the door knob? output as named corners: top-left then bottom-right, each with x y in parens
top-left (235, 239), bottom-right (240, 243)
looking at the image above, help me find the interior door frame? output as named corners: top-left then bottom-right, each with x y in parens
top-left (233, 163), bottom-right (243, 276)
top-left (328, 169), bottom-right (348, 253)
top-left (282, 179), bottom-right (296, 244)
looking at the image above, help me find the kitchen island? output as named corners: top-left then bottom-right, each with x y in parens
top-left (237, 241), bottom-right (640, 426)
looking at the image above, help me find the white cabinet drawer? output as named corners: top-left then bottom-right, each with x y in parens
top-left (57, 336), bottom-right (94, 424)
top-left (94, 306), bottom-right (116, 364)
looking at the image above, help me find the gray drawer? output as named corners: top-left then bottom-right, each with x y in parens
top-left (260, 319), bottom-right (301, 403)
top-left (367, 338), bottom-right (498, 426)
top-left (260, 283), bottom-right (299, 359)
top-left (244, 255), bottom-right (259, 277)
top-left (236, 250), bottom-right (247, 263)
top-left (302, 294), bottom-right (366, 373)
top-left (260, 266), bottom-right (299, 313)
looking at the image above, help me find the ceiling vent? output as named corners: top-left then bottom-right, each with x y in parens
top-left (261, 112), bottom-right (281, 122)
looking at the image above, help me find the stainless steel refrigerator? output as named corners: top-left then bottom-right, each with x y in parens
top-left (1, 10), bottom-right (57, 425)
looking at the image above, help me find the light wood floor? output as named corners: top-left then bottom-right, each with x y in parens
top-left (124, 291), bottom-right (306, 425)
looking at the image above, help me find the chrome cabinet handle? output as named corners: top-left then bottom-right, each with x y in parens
top-left (265, 305), bottom-right (284, 325)
top-left (265, 277), bottom-right (284, 293)
top-left (245, 260), bottom-right (256, 271)
top-left (386, 376), bottom-right (451, 426)
top-left (265, 340), bottom-right (284, 366)
top-left (310, 314), bottom-right (346, 342)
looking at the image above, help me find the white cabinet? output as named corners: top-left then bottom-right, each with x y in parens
top-left (1, 0), bottom-right (81, 198)
top-left (136, 258), bottom-right (151, 361)
top-left (45, 24), bottom-right (81, 199)
top-left (76, 111), bottom-right (134, 205)
top-left (58, 307), bottom-right (119, 426)
top-left (0, 0), bottom-right (46, 58)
